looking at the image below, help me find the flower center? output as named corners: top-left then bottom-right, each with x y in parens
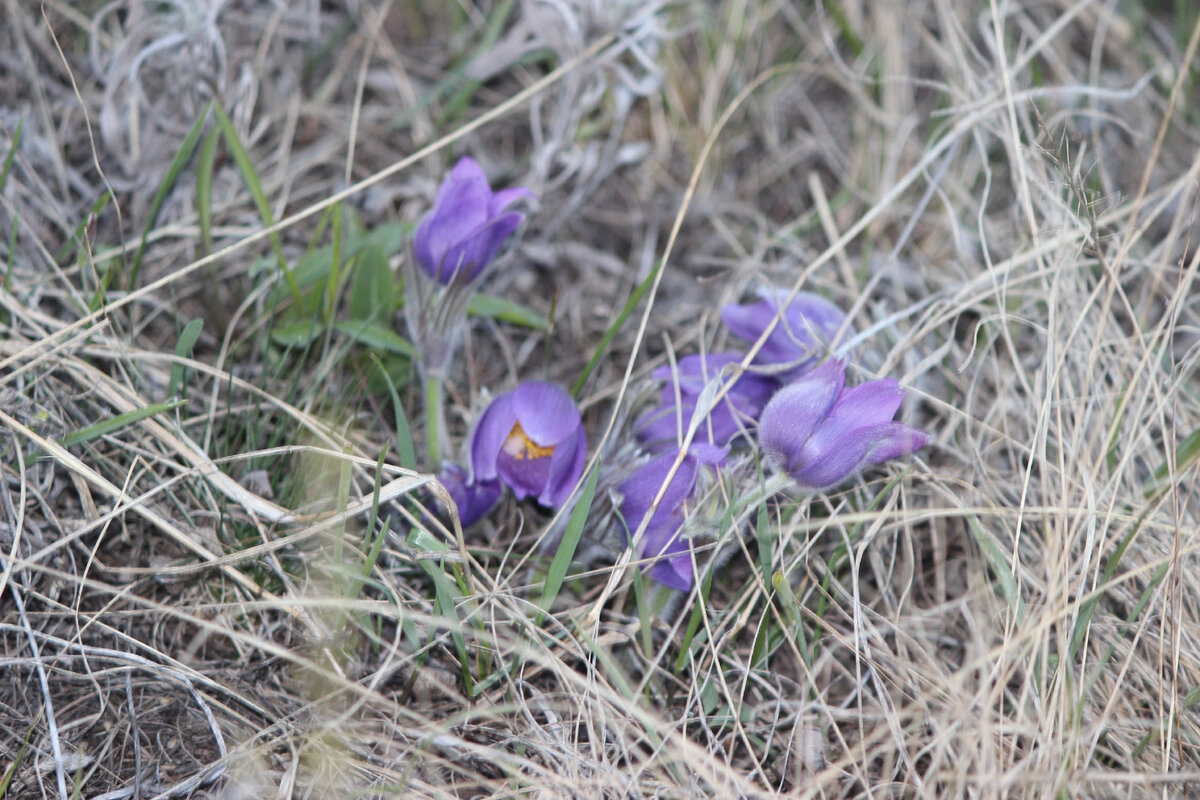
top-left (501, 421), bottom-right (555, 461)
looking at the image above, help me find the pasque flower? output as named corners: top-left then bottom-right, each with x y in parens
top-left (637, 353), bottom-right (777, 452)
top-left (470, 381), bottom-right (586, 508)
top-left (437, 464), bottom-right (500, 527)
top-left (758, 360), bottom-right (930, 490)
top-left (722, 288), bottom-right (849, 379)
top-left (618, 445), bottom-right (726, 591)
top-left (414, 156), bottom-right (533, 284)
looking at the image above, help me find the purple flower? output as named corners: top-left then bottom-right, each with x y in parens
top-left (618, 445), bottom-right (726, 591)
top-left (758, 360), bottom-right (930, 490)
top-left (637, 353), bottom-right (778, 452)
top-left (438, 464), bottom-right (500, 527)
top-left (414, 156), bottom-right (534, 284)
top-left (469, 381), bottom-right (586, 508)
top-left (722, 288), bottom-right (849, 379)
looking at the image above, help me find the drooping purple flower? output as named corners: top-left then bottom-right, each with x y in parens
top-left (722, 288), bottom-right (849, 380)
top-left (470, 381), bottom-right (586, 508)
top-left (414, 156), bottom-right (534, 284)
top-left (758, 360), bottom-right (930, 490)
top-left (437, 463), bottom-right (500, 527)
top-left (618, 445), bottom-right (726, 591)
top-left (637, 353), bottom-right (778, 452)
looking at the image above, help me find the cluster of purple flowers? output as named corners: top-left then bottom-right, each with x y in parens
top-left (412, 156), bottom-right (930, 594)
top-left (617, 289), bottom-right (930, 591)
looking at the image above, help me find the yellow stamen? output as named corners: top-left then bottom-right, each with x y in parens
top-left (501, 421), bottom-right (555, 461)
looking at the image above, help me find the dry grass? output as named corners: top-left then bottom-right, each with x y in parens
top-left (2, 0), bottom-right (1199, 797)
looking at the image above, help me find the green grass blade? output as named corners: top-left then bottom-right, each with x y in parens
top-left (59, 399), bottom-right (186, 448)
top-left (1142, 427), bottom-right (1200, 498)
top-left (324, 200), bottom-right (343, 323)
top-left (0, 116), bottom-right (23, 196)
top-left (211, 103), bottom-right (301, 307)
top-left (128, 104), bottom-right (210, 289)
top-left (968, 514), bottom-right (1026, 623)
top-left (0, 722), bottom-right (33, 796)
top-left (538, 467), bottom-right (600, 621)
top-left (369, 352), bottom-right (417, 472)
top-left (196, 127), bottom-right (220, 257)
top-left (168, 319), bottom-right (203, 399)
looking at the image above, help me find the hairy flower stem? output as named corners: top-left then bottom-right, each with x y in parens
top-left (424, 371), bottom-right (446, 466)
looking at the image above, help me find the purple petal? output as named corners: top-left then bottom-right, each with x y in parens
top-left (635, 402), bottom-right (685, 449)
top-left (653, 353), bottom-right (741, 389)
top-left (788, 423), bottom-right (908, 489)
top-left (642, 519), bottom-right (693, 592)
top-left (757, 360), bottom-right (844, 467)
top-left (488, 186), bottom-right (534, 216)
top-left (689, 443), bottom-right (730, 465)
top-left (469, 391), bottom-right (516, 482)
top-left (722, 290), bottom-right (849, 376)
top-left (443, 156), bottom-right (487, 190)
top-left (438, 465), bottom-right (500, 527)
top-left (618, 451), bottom-right (698, 536)
top-left (511, 381), bottom-right (580, 445)
top-left (764, 288), bottom-right (847, 341)
top-left (829, 378), bottom-right (905, 426)
top-left (421, 185), bottom-right (489, 274)
top-left (801, 378), bottom-right (905, 463)
top-left (497, 444), bottom-right (553, 501)
top-left (538, 423), bottom-right (587, 508)
top-left (437, 211), bottom-right (525, 283)
top-left (861, 423), bottom-right (931, 465)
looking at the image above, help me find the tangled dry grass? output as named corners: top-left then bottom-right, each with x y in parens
top-left (2, 0), bottom-right (1199, 797)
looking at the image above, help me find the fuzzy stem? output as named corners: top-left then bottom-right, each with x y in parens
top-left (424, 372), bottom-right (446, 466)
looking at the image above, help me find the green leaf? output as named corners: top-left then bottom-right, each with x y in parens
top-left (348, 244), bottom-right (396, 323)
top-left (129, 104), bottom-right (210, 289)
top-left (467, 293), bottom-right (549, 330)
top-left (270, 318), bottom-right (323, 348)
top-left (331, 320), bottom-right (414, 357)
top-left (266, 222), bottom-right (406, 307)
top-left (59, 400), bottom-right (186, 448)
top-left (168, 319), bottom-right (203, 399)
top-left (538, 467), bottom-right (600, 620)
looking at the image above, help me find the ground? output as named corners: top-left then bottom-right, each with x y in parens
top-left (1, 1), bottom-right (1199, 798)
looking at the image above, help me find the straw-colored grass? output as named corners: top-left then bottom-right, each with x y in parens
top-left (1, 1), bottom-right (1198, 797)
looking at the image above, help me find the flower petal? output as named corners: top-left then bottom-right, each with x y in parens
top-left (642, 519), bottom-right (693, 592)
top-left (538, 423), bottom-right (587, 508)
top-left (439, 465), bottom-right (500, 527)
top-left (792, 422), bottom-right (912, 491)
top-left (497, 445), bottom-right (553, 501)
top-left (488, 186), bottom-right (535, 216)
top-left (802, 378), bottom-right (904, 458)
top-left (757, 360), bottom-right (844, 467)
top-left (861, 423), bottom-right (931, 465)
top-left (511, 381), bottom-right (581, 445)
top-left (438, 211), bottom-right (525, 283)
top-left (469, 391), bottom-right (516, 482)
top-left (722, 290), bottom-right (848, 377)
top-left (618, 450), bottom-right (698, 537)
